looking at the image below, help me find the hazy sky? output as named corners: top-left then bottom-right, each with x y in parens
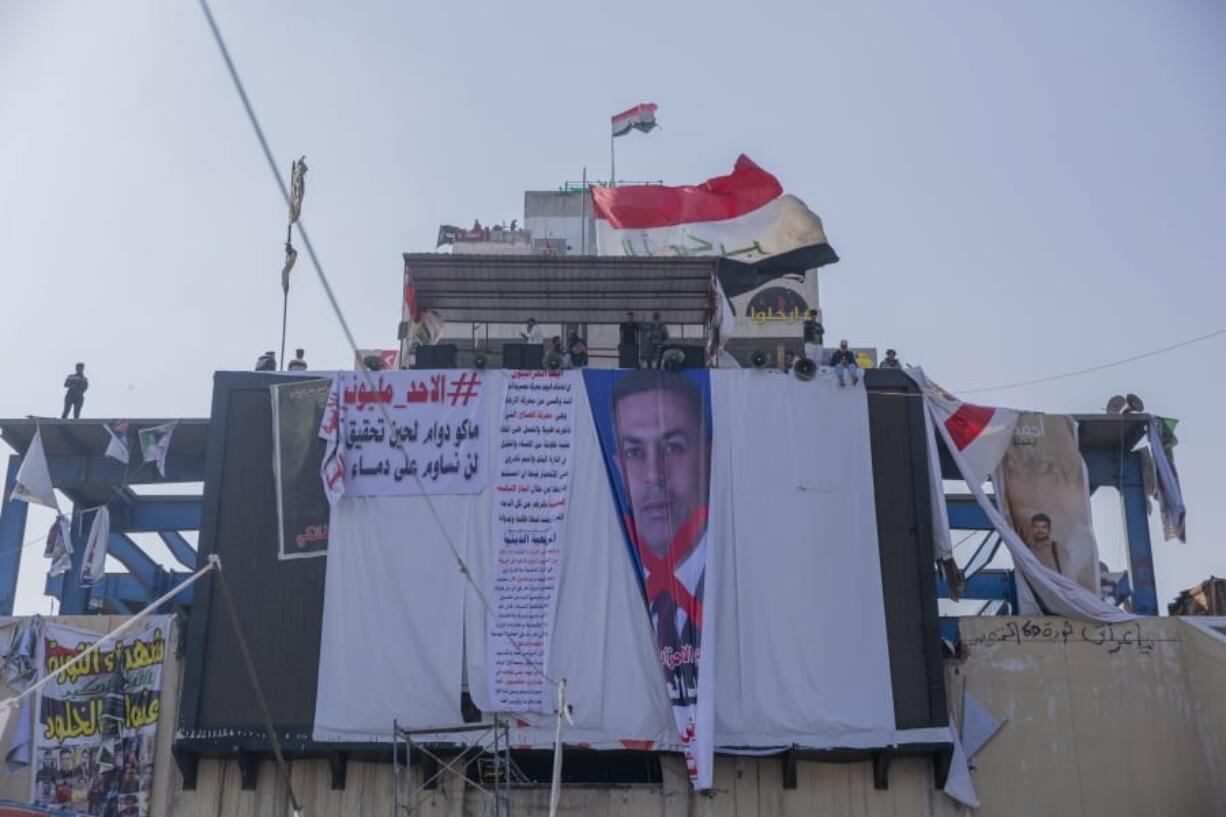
top-left (1, 1), bottom-right (1223, 614)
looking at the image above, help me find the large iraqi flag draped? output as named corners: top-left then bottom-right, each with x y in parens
top-left (591, 155), bottom-right (838, 296)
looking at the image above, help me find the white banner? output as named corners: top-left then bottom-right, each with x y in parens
top-left (488, 371), bottom-right (579, 713)
top-left (32, 618), bottom-right (171, 817)
top-left (319, 370), bottom-right (489, 501)
top-left (314, 369), bottom-right (897, 775)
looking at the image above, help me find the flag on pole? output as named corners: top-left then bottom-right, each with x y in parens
top-left (611, 103), bottom-right (658, 137)
top-left (139, 421), bottom-right (178, 478)
top-left (288, 155), bottom-right (308, 226)
top-left (11, 429), bottom-right (58, 512)
top-left (591, 155), bottom-right (838, 295)
top-left (103, 420), bottom-right (131, 464)
top-left (79, 506), bottom-right (110, 588)
top-left (281, 241), bottom-right (298, 293)
top-left (44, 516), bottom-right (73, 578)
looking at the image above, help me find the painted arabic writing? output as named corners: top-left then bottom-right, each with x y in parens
top-left (964, 618), bottom-right (1157, 655)
top-left (319, 371), bottom-right (488, 499)
top-left (489, 371), bottom-right (578, 713)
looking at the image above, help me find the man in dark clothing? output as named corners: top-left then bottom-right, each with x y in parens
top-left (255, 351), bottom-right (277, 372)
top-left (829, 340), bottom-right (860, 387)
top-left (783, 350), bottom-right (796, 374)
top-left (879, 348), bottom-right (901, 369)
top-left (802, 310), bottom-right (824, 362)
top-left (287, 348), bottom-right (309, 371)
top-left (618, 311), bottom-right (640, 368)
top-left (62, 363), bottom-right (88, 419)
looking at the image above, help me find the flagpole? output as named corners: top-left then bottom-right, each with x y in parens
top-left (610, 132), bottom-right (615, 188)
top-left (280, 224), bottom-right (290, 371)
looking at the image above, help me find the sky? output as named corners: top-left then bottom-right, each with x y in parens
top-left (0, 0), bottom-right (1223, 615)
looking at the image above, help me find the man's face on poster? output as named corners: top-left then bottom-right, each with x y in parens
top-left (1031, 518), bottom-right (1051, 544)
top-left (614, 381), bottom-right (711, 558)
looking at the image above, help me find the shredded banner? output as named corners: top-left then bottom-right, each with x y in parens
top-left (319, 371), bottom-right (489, 501)
top-left (32, 618), bottom-right (170, 817)
top-left (488, 371), bottom-right (579, 713)
top-left (1000, 412), bottom-right (1101, 605)
top-left (584, 369), bottom-right (715, 789)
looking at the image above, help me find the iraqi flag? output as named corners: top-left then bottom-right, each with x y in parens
top-left (611, 103), bottom-right (658, 137)
top-left (591, 155), bottom-right (838, 297)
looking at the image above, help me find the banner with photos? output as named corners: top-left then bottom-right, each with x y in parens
top-left (31, 618), bottom-right (170, 817)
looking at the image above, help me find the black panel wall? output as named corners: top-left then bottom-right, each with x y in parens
top-left (179, 373), bottom-right (327, 739)
top-left (864, 368), bottom-right (947, 730)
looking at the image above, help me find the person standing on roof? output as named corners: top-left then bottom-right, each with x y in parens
top-left (641, 311), bottom-right (669, 370)
top-left (255, 351), bottom-right (277, 371)
top-left (879, 349), bottom-right (902, 369)
top-left (802, 309), bottom-right (824, 362)
top-left (287, 348), bottom-right (309, 371)
top-left (62, 363), bottom-right (88, 419)
top-left (520, 317), bottom-right (544, 346)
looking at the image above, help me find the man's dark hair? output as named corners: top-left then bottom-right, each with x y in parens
top-left (612, 370), bottom-right (706, 434)
top-left (296, 348), bottom-right (304, 356)
top-left (1030, 512), bottom-right (1052, 526)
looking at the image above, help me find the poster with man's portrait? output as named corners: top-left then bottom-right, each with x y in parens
top-left (584, 368), bottom-right (714, 787)
top-left (1000, 412), bottom-right (1101, 606)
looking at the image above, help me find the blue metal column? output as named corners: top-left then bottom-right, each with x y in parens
top-left (0, 456), bottom-right (31, 615)
top-left (58, 505), bottom-right (93, 615)
top-left (1119, 451), bottom-right (1158, 615)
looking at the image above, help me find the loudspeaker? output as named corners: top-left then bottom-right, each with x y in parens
top-left (660, 344), bottom-right (704, 370)
top-left (502, 343), bottom-right (543, 370)
top-left (412, 344), bottom-right (457, 369)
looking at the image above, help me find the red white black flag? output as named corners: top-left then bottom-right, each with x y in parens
top-left (591, 155), bottom-right (837, 296)
top-left (611, 103), bottom-right (658, 137)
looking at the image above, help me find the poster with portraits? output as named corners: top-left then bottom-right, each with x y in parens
top-left (31, 618), bottom-right (170, 817)
top-left (999, 412), bottom-right (1101, 608)
top-left (583, 369), bottom-right (715, 789)
top-left (272, 378), bottom-right (333, 560)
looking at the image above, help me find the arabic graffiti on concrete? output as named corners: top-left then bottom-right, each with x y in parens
top-left (964, 619), bottom-right (1160, 655)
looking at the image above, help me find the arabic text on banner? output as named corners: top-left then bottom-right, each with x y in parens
top-left (319, 370), bottom-right (488, 500)
top-left (32, 618), bottom-right (171, 817)
top-left (488, 371), bottom-right (578, 713)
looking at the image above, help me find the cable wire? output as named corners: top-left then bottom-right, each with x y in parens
top-left (198, 0), bottom-right (561, 693)
top-left (957, 327), bottom-right (1226, 395)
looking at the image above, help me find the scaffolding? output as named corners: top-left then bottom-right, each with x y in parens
top-left (392, 717), bottom-right (528, 817)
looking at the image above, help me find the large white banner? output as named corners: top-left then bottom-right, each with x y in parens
top-left (488, 371), bottom-right (579, 713)
top-left (313, 369), bottom-right (897, 787)
top-left (319, 370), bottom-right (489, 501)
top-left (32, 618), bottom-right (171, 817)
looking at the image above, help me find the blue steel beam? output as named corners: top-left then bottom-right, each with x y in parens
top-left (114, 497), bottom-right (202, 533)
top-left (945, 495), bottom-right (993, 531)
top-left (1119, 452), bottom-right (1158, 615)
top-left (44, 454), bottom-right (206, 487)
top-left (105, 533), bottom-right (162, 591)
top-left (936, 569), bottom-right (1017, 606)
top-left (158, 531), bottom-right (197, 569)
top-left (90, 572), bottom-right (193, 608)
top-left (0, 456), bottom-right (31, 615)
